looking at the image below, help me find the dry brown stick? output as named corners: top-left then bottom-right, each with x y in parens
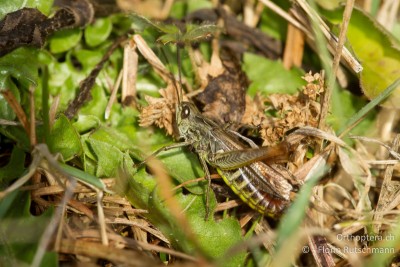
top-left (32, 177), bottom-right (77, 267)
top-left (58, 239), bottom-right (159, 266)
top-left (105, 67), bottom-right (123, 119)
top-left (318, 0), bottom-right (355, 129)
top-left (1, 90), bottom-right (30, 135)
top-left (373, 134), bottom-right (400, 233)
top-left (29, 85), bottom-right (41, 185)
top-left (259, 0), bottom-right (310, 34)
top-left (64, 34), bottom-right (128, 119)
top-left (283, 17), bottom-right (305, 69)
top-left (121, 39), bottom-right (138, 107)
top-left (60, 231), bottom-right (198, 262)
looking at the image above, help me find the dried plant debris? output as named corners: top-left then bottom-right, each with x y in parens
top-left (196, 47), bottom-right (248, 124)
top-left (65, 35), bottom-right (128, 119)
top-left (242, 71), bottom-right (325, 145)
top-left (139, 83), bottom-right (181, 136)
top-left (0, 1), bottom-right (94, 57)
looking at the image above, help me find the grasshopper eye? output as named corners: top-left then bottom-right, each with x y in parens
top-left (181, 105), bottom-right (190, 119)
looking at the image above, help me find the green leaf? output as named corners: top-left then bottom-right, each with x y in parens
top-left (80, 85), bottom-right (107, 118)
top-left (169, 0), bottom-right (186, 19)
top-left (329, 87), bottom-right (376, 135)
top-left (48, 61), bottom-right (72, 88)
top-left (260, 2), bottom-right (289, 41)
top-left (129, 13), bottom-right (159, 32)
top-left (183, 24), bottom-right (219, 43)
top-left (86, 138), bottom-right (123, 177)
top-left (48, 114), bottom-right (83, 161)
top-left (26, 0), bottom-right (54, 15)
top-left (187, 0), bottom-right (213, 13)
top-left (323, 7), bottom-right (400, 108)
top-left (0, 0), bottom-right (23, 19)
top-left (0, 147), bottom-right (25, 183)
top-left (159, 147), bottom-right (206, 194)
top-left (60, 163), bottom-right (105, 190)
top-left (337, 78), bottom-right (400, 136)
top-left (185, 199), bottom-right (246, 266)
top-left (0, 47), bottom-right (39, 88)
top-left (73, 49), bottom-right (103, 72)
top-left (0, 191), bottom-right (57, 266)
top-left (0, 79), bottom-right (20, 121)
top-left (85, 17), bottom-right (113, 47)
top-left (0, 50), bottom-right (35, 122)
top-left (243, 53), bottom-right (305, 96)
top-left (315, 0), bottom-right (343, 10)
top-left (87, 126), bottom-right (135, 152)
top-left (157, 33), bottom-right (179, 45)
top-left (0, 0), bottom-right (53, 18)
top-left (49, 29), bottom-right (82, 53)
top-left (73, 115), bottom-right (101, 133)
top-left (0, 126), bottom-right (30, 151)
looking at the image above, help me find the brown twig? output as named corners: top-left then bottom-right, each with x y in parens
top-left (58, 239), bottom-right (158, 266)
top-left (64, 34), bottom-right (129, 119)
top-left (105, 67), bottom-right (124, 119)
top-left (283, 15), bottom-right (305, 69)
top-left (319, 0), bottom-right (355, 129)
top-left (122, 40), bottom-right (138, 107)
top-left (373, 134), bottom-right (400, 233)
top-left (1, 90), bottom-right (30, 135)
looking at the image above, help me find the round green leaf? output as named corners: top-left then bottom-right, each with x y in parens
top-left (49, 29), bottom-right (82, 53)
top-left (26, 0), bottom-right (54, 15)
top-left (84, 17), bottom-right (113, 47)
top-left (243, 53), bottom-right (305, 96)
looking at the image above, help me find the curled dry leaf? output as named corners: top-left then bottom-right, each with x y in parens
top-left (196, 47), bottom-right (247, 125)
top-left (242, 71), bottom-right (325, 145)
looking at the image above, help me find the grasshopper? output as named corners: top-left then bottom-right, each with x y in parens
top-left (135, 18), bottom-right (294, 217)
top-left (142, 96), bottom-right (294, 217)
top-left (174, 101), bottom-right (293, 216)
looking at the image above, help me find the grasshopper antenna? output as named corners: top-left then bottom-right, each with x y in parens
top-left (159, 46), bottom-right (182, 104)
top-left (176, 44), bottom-right (183, 103)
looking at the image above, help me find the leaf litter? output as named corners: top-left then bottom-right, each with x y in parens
top-left (2, 1), bottom-right (400, 266)
top-left (132, 6), bottom-right (400, 266)
top-left (121, 8), bottom-right (400, 266)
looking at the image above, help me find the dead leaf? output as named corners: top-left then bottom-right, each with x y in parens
top-left (196, 47), bottom-right (248, 124)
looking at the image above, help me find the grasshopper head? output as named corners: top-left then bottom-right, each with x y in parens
top-left (176, 101), bottom-right (199, 136)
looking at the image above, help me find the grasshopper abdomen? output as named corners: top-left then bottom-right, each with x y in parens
top-left (218, 167), bottom-right (290, 215)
